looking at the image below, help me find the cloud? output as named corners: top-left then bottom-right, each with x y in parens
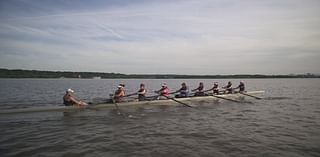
top-left (0, 0), bottom-right (320, 74)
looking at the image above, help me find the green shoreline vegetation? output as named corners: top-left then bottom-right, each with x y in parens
top-left (0, 68), bottom-right (319, 79)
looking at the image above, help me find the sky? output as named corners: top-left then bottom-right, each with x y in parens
top-left (0, 0), bottom-right (319, 75)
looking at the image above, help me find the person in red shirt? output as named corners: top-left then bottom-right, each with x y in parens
top-left (155, 83), bottom-right (169, 99)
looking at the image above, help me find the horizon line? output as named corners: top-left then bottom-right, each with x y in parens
top-left (1, 68), bottom-right (319, 76)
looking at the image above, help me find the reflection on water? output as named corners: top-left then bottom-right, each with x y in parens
top-left (0, 79), bottom-right (320, 157)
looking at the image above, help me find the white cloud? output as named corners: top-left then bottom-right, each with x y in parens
top-left (0, 0), bottom-right (319, 74)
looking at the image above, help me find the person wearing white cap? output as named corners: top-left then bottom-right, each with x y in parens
top-left (154, 83), bottom-right (169, 99)
top-left (63, 89), bottom-right (88, 106)
top-left (113, 85), bottom-right (125, 102)
top-left (234, 81), bottom-right (245, 93)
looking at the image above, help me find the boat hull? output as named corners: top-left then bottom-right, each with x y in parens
top-left (0, 91), bottom-right (264, 114)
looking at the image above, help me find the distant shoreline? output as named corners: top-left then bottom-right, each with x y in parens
top-left (0, 68), bottom-right (319, 79)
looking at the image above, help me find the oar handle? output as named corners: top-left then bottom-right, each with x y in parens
top-left (123, 93), bottom-right (138, 97)
top-left (168, 91), bottom-right (178, 94)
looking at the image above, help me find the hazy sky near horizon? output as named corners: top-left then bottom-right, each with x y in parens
top-left (0, 0), bottom-right (319, 75)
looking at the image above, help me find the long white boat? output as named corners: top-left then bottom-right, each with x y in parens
top-left (0, 91), bottom-right (264, 114)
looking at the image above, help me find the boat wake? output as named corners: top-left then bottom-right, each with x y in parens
top-left (264, 97), bottom-right (292, 100)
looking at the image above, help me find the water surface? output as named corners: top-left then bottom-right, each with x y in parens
top-left (0, 79), bottom-right (319, 157)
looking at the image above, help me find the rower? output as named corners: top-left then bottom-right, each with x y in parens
top-left (137, 83), bottom-right (147, 101)
top-left (234, 81), bottom-right (245, 93)
top-left (212, 82), bottom-right (219, 94)
top-left (119, 83), bottom-right (126, 94)
top-left (113, 85), bottom-right (125, 103)
top-left (174, 82), bottom-right (190, 98)
top-left (192, 82), bottom-right (205, 96)
top-left (154, 83), bottom-right (169, 100)
top-left (204, 82), bottom-right (219, 95)
top-left (222, 81), bottom-right (233, 94)
top-left (63, 89), bottom-right (88, 106)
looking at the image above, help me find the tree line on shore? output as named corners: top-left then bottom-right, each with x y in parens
top-left (0, 68), bottom-right (318, 79)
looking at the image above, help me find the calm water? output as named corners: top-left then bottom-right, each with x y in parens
top-left (0, 79), bottom-right (319, 157)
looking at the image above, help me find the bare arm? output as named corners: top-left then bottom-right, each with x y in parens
top-left (191, 87), bottom-right (199, 92)
top-left (137, 90), bottom-right (145, 95)
top-left (69, 96), bottom-right (81, 105)
top-left (202, 87), bottom-right (214, 93)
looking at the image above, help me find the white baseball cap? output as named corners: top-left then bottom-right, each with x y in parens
top-left (67, 89), bottom-right (74, 93)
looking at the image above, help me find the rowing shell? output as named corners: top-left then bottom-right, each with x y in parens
top-left (0, 91), bottom-right (264, 115)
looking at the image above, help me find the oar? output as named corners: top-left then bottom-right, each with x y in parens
top-left (209, 94), bottom-right (241, 103)
top-left (168, 91), bottom-right (178, 95)
top-left (240, 92), bottom-right (262, 99)
top-left (114, 103), bottom-right (122, 115)
top-left (108, 93), bottom-right (124, 115)
top-left (123, 93), bottom-right (138, 97)
top-left (162, 95), bottom-right (193, 108)
top-left (112, 99), bottom-right (122, 115)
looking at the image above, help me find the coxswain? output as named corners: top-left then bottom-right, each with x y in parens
top-left (136, 83), bottom-right (147, 101)
top-left (222, 81), bottom-right (233, 94)
top-left (113, 85), bottom-right (125, 103)
top-left (155, 83), bottom-right (169, 99)
top-left (63, 89), bottom-right (88, 106)
top-left (175, 82), bottom-right (190, 98)
top-left (234, 81), bottom-right (245, 93)
top-left (192, 82), bottom-right (205, 96)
